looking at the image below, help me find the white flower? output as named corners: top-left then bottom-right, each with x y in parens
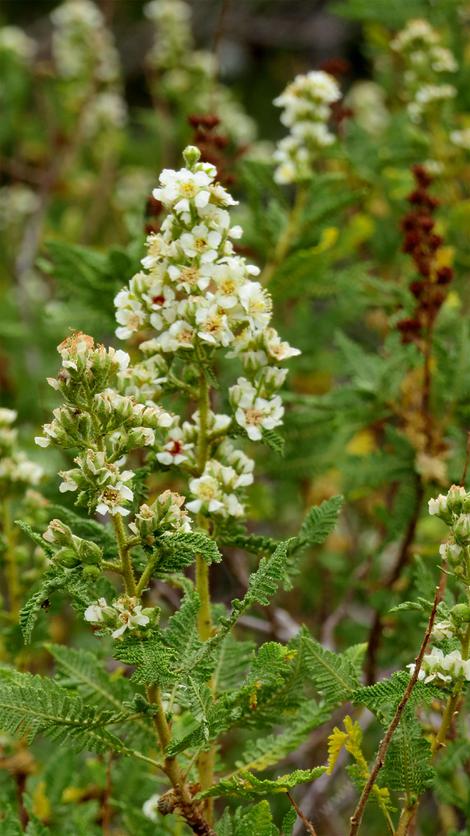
top-left (273, 70), bottom-right (340, 183)
top-left (153, 168), bottom-right (212, 213)
top-left (156, 427), bottom-right (193, 465)
top-left (59, 472), bottom-right (80, 493)
top-left (408, 647), bottom-right (470, 684)
top-left (187, 474), bottom-right (224, 514)
top-left (432, 620), bottom-right (454, 640)
top-left (96, 472), bottom-right (135, 516)
top-left (115, 292), bottom-right (147, 340)
top-left (84, 597), bottom-right (113, 624)
top-left (451, 128), bottom-right (470, 150)
top-left (112, 599), bottom-right (150, 638)
top-left (230, 377), bottom-right (284, 441)
top-left (428, 494), bottom-right (448, 516)
top-left (439, 542), bottom-right (462, 562)
top-left (264, 327), bottom-right (301, 361)
top-left (178, 224), bottom-right (222, 263)
top-left (196, 302), bottom-right (233, 346)
top-left (0, 26), bottom-right (36, 62)
top-left (0, 408), bottom-right (17, 425)
top-left (157, 320), bottom-right (195, 352)
top-left (142, 793), bottom-right (160, 822)
top-left (239, 282), bottom-right (272, 330)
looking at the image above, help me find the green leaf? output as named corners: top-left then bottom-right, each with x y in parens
top-left (298, 495), bottom-right (343, 546)
top-left (0, 807), bottom-right (22, 836)
top-left (157, 531), bottom-right (222, 572)
top-left (0, 672), bottom-right (125, 753)
top-left (15, 520), bottom-right (54, 557)
top-left (235, 701), bottom-right (330, 773)
top-left (243, 540), bottom-right (293, 607)
top-left (233, 800), bottom-right (276, 836)
top-left (113, 634), bottom-right (175, 687)
top-left (165, 590), bottom-right (201, 665)
top-left (45, 644), bottom-right (150, 742)
top-left (262, 428), bottom-right (285, 457)
top-left (301, 628), bottom-right (361, 707)
top-left (19, 567), bottom-right (94, 643)
top-left (382, 709), bottom-right (434, 796)
top-left (198, 766), bottom-right (326, 799)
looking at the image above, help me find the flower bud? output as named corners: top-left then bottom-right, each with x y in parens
top-left (43, 519), bottom-right (73, 547)
top-left (450, 603), bottom-right (470, 624)
top-left (183, 145), bottom-right (201, 168)
top-left (82, 564), bottom-right (101, 580)
top-left (128, 427), bottom-right (155, 448)
top-left (77, 539), bottom-right (103, 566)
top-left (439, 541), bottom-right (463, 566)
top-left (54, 547), bottom-right (81, 568)
top-left (446, 485), bottom-right (467, 515)
top-left (428, 493), bottom-right (449, 520)
top-left (454, 514), bottom-right (470, 546)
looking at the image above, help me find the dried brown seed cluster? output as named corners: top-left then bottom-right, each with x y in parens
top-left (397, 164), bottom-right (453, 344)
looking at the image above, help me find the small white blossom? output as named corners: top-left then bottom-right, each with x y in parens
top-left (84, 598), bottom-right (114, 624)
top-left (142, 793), bottom-right (160, 822)
top-left (408, 647), bottom-right (470, 685)
top-left (112, 598), bottom-right (150, 638)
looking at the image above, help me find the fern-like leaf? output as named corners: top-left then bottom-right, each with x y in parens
top-left (300, 628), bottom-right (361, 707)
top-left (198, 767), bottom-right (326, 799)
top-left (0, 673), bottom-right (125, 753)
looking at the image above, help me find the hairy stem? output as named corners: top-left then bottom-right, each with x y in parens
top-left (112, 513), bottom-right (137, 596)
top-left (194, 366), bottom-right (216, 818)
top-left (147, 684), bottom-right (215, 836)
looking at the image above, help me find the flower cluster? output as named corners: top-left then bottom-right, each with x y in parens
top-left (428, 485), bottom-right (470, 581)
top-left (84, 595), bottom-right (152, 638)
top-left (0, 185), bottom-right (40, 232)
top-left (0, 408), bottom-right (42, 495)
top-left (0, 25), bottom-right (36, 63)
top-left (51, 0), bottom-right (120, 83)
top-left (408, 648), bottom-right (470, 685)
top-left (391, 19), bottom-right (457, 123)
top-left (115, 146), bottom-right (299, 515)
top-left (406, 485), bottom-right (470, 686)
top-left (35, 332), bottom-right (172, 517)
top-left (144, 0), bottom-right (256, 146)
top-left (273, 70), bottom-right (341, 184)
top-left (129, 490), bottom-right (192, 543)
top-left (51, 0), bottom-right (127, 139)
top-left (43, 517), bottom-right (102, 576)
top-left (114, 146), bottom-right (300, 515)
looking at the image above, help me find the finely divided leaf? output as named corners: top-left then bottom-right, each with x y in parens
top-left (198, 767), bottom-right (326, 799)
top-left (298, 495), bottom-right (343, 546)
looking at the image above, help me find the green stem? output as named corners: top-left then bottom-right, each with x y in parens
top-left (136, 553), bottom-right (160, 597)
top-left (112, 513), bottom-right (137, 596)
top-left (102, 560), bottom-right (123, 574)
top-left (195, 366), bottom-right (216, 819)
top-left (196, 555), bottom-right (212, 642)
top-left (147, 684), bottom-right (215, 835)
top-left (2, 500), bottom-right (21, 619)
top-left (196, 368), bottom-right (210, 473)
top-left (259, 186), bottom-right (307, 285)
